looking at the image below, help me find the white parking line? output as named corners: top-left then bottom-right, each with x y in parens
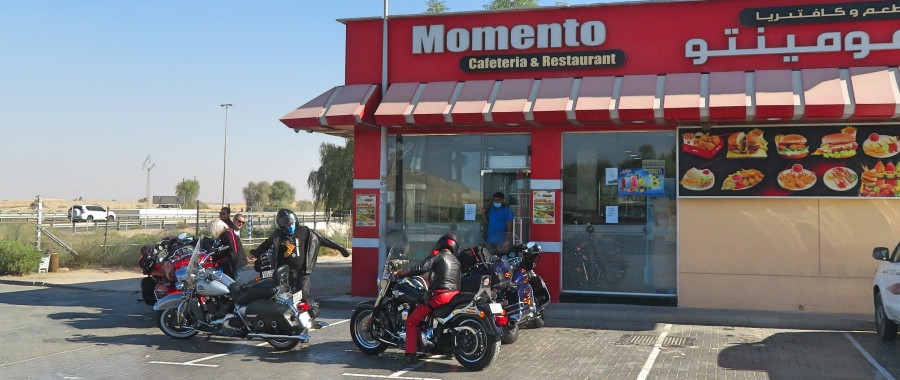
top-left (844, 332), bottom-right (896, 380)
top-left (150, 352), bottom-right (227, 367)
top-left (342, 372), bottom-right (439, 380)
top-left (636, 323), bottom-right (671, 380)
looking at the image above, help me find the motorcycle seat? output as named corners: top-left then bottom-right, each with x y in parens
top-left (229, 279), bottom-right (278, 305)
top-left (431, 292), bottom-right (475, 319)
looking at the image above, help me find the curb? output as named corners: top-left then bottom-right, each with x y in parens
top-left (0, 278), bottom-right (138, 294)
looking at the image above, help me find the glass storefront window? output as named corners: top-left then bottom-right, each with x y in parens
top-left (561, 131), bottom-right (677, 297)
top-left (386, 134), bottom-right (530, 261)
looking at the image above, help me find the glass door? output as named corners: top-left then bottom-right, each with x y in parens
top-left (481, 170), bottom-right (531, 246)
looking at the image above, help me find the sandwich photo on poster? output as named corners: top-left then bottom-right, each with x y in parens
top-left (726, 128), bottom-right (768, 159)
top-left (677, 125), bottom-right (900, 198)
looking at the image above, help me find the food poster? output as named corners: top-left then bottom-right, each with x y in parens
top-left (355, 194), bottom-right (376, 227)
top-left (532, 190), bottom-right (556, 224)
top-left (678, 125), bottom-right (900, 197)
top-left (617, 167), bottom-right (665, 196)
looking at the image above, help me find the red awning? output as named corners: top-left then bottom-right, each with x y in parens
top-left (850, 67), bottom-right (900, 120)
top-left (283, 66), bottom-right (900, 136)
top-left (616, 74), bottom-right (658, 124)
top-left (375, 82), bottom-right (419, 126)
top-left (708, 71), bottom-right (747, 122)
top-left (412, 81), bottom-right (457, 126)
top-left (753, 70), bottom-right (797, 122)
top-left (489, 79), bottom-right (534, 125)
top-left (529, 77), bottom-right (575, 124)
top-left (801, 68), bottom-right (848, 120)
top-left (663, 73), bottom-right (701, 123)
top-left (449, 80), bottom-right (495, 126)
top-left (280, 84), bottom-right (380, 133)
top-left (574, 76), bottom-right (615, 124)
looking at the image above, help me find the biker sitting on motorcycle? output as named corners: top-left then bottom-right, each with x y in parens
top-left (393, 233), bottom-right (461, 364)
top-left (251, 209), bottom-right (350, 319)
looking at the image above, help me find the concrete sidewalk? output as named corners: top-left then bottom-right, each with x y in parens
top-left (0, 255), bottom-right (872, 332)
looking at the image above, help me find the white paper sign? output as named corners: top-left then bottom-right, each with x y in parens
top-left (605, 206), bottom-right (619, 224)
top-left (464, 204), bottom-right (476, 221)
top-left (605, 168), bottom-right (618, 185)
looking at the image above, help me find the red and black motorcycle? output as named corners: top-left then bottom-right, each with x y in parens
top-left (138, 233), bottom-right (202, 305)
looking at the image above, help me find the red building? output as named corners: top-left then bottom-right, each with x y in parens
top-left (282, 0), bottom-right (900, 314)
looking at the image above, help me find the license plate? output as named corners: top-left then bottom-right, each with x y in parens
top-left (292, 291), bottom-right (304, 305)
top-left (261, 269), bottom-right (273, 278)
top-left (489, 303), bottom-right (503, 314)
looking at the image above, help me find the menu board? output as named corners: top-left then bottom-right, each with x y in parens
top-left (532, 190), bottom-right (556, 224)
top-left (355, 194), bottom-right (376, 227)
top-left (678, 125), bottom-right (900, 198)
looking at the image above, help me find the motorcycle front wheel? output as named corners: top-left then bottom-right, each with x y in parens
top-left (156, 308), bottom-right (198, 339)
top-left (350, 302), bottom-right (388, 355)
top-left (266, 338), bottom-right (300, 351)
top-left (453, 317), bottom-right (500, 371)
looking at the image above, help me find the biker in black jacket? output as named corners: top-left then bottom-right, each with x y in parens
top-left (395, 233), bottom-right (461, 363)
top-left (251, 209), bottom-right (350, 308)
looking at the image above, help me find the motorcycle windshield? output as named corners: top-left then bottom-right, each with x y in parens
top-left (183, 240), bottom-right (202, 289)
top-left (381, 242), bottom-right (410, 280)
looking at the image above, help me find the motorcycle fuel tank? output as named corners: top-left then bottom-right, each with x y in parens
top-left (196, 278), bottom-right (230, 296)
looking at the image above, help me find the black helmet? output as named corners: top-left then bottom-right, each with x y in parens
top-left (433, 233), bottom-right (459, 255)
top-left (276, 208), bottom-right (298, 235)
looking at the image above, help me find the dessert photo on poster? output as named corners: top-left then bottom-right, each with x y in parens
top-left (678, 125), bottom-right (900, 198)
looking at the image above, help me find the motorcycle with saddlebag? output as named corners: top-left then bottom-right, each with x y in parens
top-left (153, 241), bottom-right (316, 350)
top-left (350, 243), bottom-right (506, 370)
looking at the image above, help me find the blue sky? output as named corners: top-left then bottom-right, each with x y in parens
top-left (1, 0), bottom-right (609, 205)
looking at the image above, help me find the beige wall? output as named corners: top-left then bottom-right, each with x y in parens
top-left (679, 198), bottom-right (900, 314)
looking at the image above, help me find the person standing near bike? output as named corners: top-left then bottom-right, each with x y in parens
top-left (484, 191), bottom-right (514, 253)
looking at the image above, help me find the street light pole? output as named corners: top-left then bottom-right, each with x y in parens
top-left (220, 103), bottom-right (232, 207)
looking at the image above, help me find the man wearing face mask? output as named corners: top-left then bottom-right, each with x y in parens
top-left (484, 191), bottom-right (514, 253)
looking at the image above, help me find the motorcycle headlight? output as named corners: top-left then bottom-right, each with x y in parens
top-left (175, 281), bottom-right (184, 291)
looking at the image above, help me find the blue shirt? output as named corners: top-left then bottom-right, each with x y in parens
top-left (486, 205), bottom-right (513, 244)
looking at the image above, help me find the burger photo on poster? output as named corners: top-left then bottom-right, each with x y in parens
top-left (776, 134), bottom-right (809, 159)
top-left (814, 133), bottom-right (858, 159)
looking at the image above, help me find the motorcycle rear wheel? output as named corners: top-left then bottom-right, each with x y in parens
top-left (266, 338), bottom-right (300, 351)
top-left (157, 308), bottom-right (198, 339)
top-left (453, 317), bottom-right (500, 370)
top-left (350, 303), bottom-right (388, 355)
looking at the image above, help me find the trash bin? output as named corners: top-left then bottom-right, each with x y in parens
top-left (49, 252), bottom-right (59, 272)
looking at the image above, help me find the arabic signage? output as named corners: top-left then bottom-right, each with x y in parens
top-left (677, 125), bottom-right (900, 198)
top-left (740, 1), bottom-right (900, 26)
top-left (617, 167), bottom-right (665, 196)
top-left (345, 0), bottom-right (900, 83)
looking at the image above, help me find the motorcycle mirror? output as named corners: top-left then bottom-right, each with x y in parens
top-left (526, 241), bottom-right (536, 249)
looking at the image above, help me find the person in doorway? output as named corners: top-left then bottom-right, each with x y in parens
top-left (393, 233), bottom-right (461, 364)
top-left (484, 191), bottom-right (514, 253)
top-left (250, 208), bottom-right (350, 321)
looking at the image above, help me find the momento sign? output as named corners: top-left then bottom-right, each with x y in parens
top-left (677, 125), bottom-right (900, 198)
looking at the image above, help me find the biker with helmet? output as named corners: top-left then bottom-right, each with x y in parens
top-left (251, 208), bottom-right (350, 319)
top-left (393, 233), bottom-right (462, 364)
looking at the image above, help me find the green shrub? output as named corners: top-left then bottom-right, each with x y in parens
top-left (0, 240), bottom-right (43, 275)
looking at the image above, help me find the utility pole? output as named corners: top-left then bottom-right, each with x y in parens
top-left (142, 156), bottom-right (155, 205)
top-left (220, 103), bottom-right (232, 207)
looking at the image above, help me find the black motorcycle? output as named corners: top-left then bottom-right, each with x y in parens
top-left (495, 242), bottom-right (551, 328)
top-left (350, 243), bottom-right (504, 370)
top-left (457, 246), bottom-right (522, 344)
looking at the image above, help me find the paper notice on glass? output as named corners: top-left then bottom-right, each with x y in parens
top-left (464, 204), bottom-right (476, 221)
top-left (605, 168), bottom-right (618, 185)
top-left (605, 206), bottom-right (619, 224)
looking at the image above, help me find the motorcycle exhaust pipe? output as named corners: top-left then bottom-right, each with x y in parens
top-left (247, 332), bottom-right (311, 341)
